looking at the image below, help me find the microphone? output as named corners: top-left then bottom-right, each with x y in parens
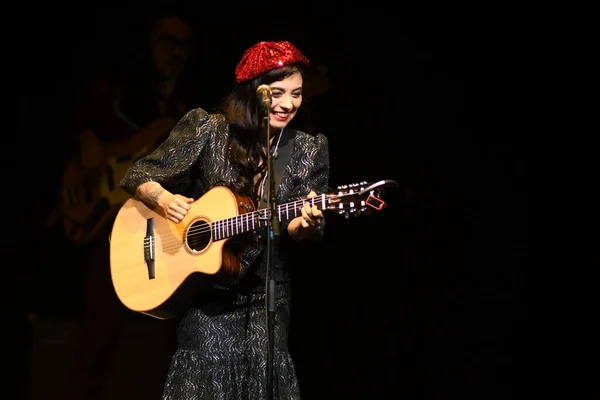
top-left (256, 84), bottom-right (272, 107)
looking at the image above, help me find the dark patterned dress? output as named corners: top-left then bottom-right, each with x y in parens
top-left (119, 108), bottom-right (329, 400)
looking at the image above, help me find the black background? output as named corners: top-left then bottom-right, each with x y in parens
top-left (12, 3), bottom-right (527, 399)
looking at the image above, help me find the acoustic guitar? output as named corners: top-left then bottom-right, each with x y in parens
top-left (109, 179), bottom-right (398, 319)
top-left (58, 117), bottom-right (176, 243)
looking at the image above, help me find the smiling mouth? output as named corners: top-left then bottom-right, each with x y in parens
top-left (272, 112), bottom-right (291, 120)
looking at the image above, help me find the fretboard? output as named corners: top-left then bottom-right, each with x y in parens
top-left (211, 194), bottom-right (327, 240)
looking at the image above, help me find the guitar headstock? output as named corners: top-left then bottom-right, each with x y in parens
top-left (325, 179), bottom-right (399, 218)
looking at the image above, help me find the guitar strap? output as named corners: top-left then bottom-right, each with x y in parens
top-left (259, 128), bottom-right (295, 210)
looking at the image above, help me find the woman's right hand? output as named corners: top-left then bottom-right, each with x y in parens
top-left (158, 193), bottom-right (194, 223)
top-left (137, 182), bottom-right (194, 223)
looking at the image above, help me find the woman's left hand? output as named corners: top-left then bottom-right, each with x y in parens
top-left (288, 190), bottom-right (325, 240)
top-left (300, 190), bottom-right (324, 228)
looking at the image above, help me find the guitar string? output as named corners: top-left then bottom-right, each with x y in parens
top-left (144, 197), bottom-right (319, 251)
top-left (111, 196), bottom-right (332, 252)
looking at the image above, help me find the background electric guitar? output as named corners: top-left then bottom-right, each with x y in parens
top-left (109, 179), bottom-right (398, 319)
top-left (56, 117), bottom-right (176, 243)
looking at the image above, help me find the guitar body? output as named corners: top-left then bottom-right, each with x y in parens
top-left (109, 186), bottom-right (253, 319)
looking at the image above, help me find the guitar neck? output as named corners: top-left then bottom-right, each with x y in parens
top-left (209, 179), bottom-right (397, 241)
top-left (211, 195), bottom-right (328, 241)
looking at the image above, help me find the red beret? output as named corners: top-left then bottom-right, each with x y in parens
top-left (235, 41), bottom-right (310, 83)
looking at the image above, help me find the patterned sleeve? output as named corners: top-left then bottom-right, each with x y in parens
top-left (281, 132), bottom-right (330, 241)
top-left (119, 108), bottom-right (211, 197)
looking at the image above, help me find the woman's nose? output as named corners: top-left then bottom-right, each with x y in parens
top-left (279, 95), bottom-right (293, 110)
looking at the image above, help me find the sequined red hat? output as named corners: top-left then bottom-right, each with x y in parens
top-left (235, 41), bottom-right (310, 83)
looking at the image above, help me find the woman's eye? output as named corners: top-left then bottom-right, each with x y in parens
top-left (271, 92), bottom-right (302, 98)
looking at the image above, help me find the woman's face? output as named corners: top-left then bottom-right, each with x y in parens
top-left (268, 72), bottom-right (303, 131)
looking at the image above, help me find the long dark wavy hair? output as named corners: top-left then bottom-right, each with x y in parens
top-left (221, 63), bottom-right (309, 196)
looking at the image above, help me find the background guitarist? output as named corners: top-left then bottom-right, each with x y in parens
top-left (48, 9), bottom-right (196, 400)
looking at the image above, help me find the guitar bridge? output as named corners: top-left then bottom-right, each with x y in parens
top-left (144, 218), bottom-right (156, 279)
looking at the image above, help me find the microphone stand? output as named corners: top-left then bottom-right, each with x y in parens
top-left (261, 97), bottom-right (279, 400)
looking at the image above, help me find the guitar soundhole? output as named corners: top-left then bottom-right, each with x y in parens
top-left (186, 220), bottom-right (211, 253)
